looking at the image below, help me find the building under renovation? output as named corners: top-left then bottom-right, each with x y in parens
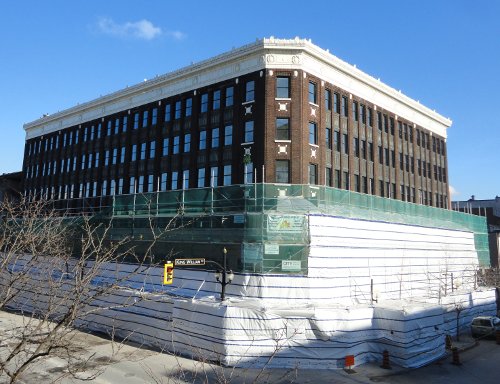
top-left (14, 38), bottom-right (496, 369)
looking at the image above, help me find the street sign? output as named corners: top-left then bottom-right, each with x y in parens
top-left (174, 258), bottom-right (206, 266)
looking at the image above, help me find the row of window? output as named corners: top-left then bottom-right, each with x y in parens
top-left (275, 76), bottom-right (445, 155)
top-left (274, 159), bottom-right (447, 207)
top-left (25, 121), bottom-right (257, 177)
top-left (26, 79), bottom-right (259, 159)
top-left (26, 162), bottom-right (259, 201)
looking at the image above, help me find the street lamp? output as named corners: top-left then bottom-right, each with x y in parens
top-left (214, 247), bottom-right (234, 301)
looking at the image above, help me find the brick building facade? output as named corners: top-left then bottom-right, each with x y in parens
top-left (22, 37), bottom-right (451, 211)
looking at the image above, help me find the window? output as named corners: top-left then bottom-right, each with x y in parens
top-left (185, 98), bottom-right (192, 117)
top-left (138, 176), bottom-right (144, 192)
top-left (83, 127), bottom-right (88, 142)
top-left (245, 81), bottom-right (255, 102)
top-left (367, 108), bottom-right (373, 127)
top-left (276, 160), bottom-right (289, 183)
top-left (224, 125), bottom-right (232, 146)
top-left (391, 150), bottom-right (395, 167)
top-left (333, 93), bottom-right (340, 113)
top-left (342, 133), bottom-right (349, 154)
top-left (122, 116), bottom-right (128, 132)
top-left (132, 144), bottom-right (137, 161)
top-left (110, 180), bottom-right (116, 196)
top-left (160, 173), bottom-right (168, 191)
top-left (81, 154), bottom-right (86, 170)
top-left (182, 170), bottom-right (189, 189)
top-left (378, 146), bottom-right (383, 164)
top-left (334, 130), bottom-right (340, 151)
top-left (369, 142), bottom-right (374, 161)
top-left (200, 93), bottom-right (208, 113)
top-left (244, 162), bottom-right (253, 184)
top-left (384, 114), bottom-right (388, 133)
top-left (88, 153), bottom-right (93, 168)
top-left (225, 86), bottom-right (234, 107)
top-left (308, 82), bottom-right (317, 104)
top-left (133, 113), bottom-right (139, 129)
top-left (199, 131), bottom-right (206, 150)
top-left (354, 138), bottom-right (359, 157)
top-left (352, 101), bottom-right (358, 121)
top-left (223, 165), bottom-right (232, 186)
top-left (325, 89), bottom-right (332, 110)
top-left (210, 166), bottom-right (218, 187)
top-left (399, 153), bottom-right (404, 170)
top-left (212, 128), bottom-right (219, 148)
top-left (326, 167), bottom-right (332, 186)
top-left (326, 127), bottom-right (332, 149)
top-left (114, 119), bottom-right (120, 134)
top-left (140, 142), bottom-right (147, 160)
top-left (405, 155), bottom-right (410, 172)
top-left (150, 141), bottom-right (156, 158)
top-left (343, 171), bottom-right (349, 190)
top-left (385, 148), bottom-right (389, 166)
top-left (342, 96), bottom-right (348, 116)
top-left (129, 176), bottom-right (136, 194)
top-left (244, 121), bottom-right (254, 143)
top-left (355, 175), bottom-right (360, 192)
top-left (173, 136), bottom-right (180, 154)
top-left (165, 104), bottom-right (171, 122)
top-left (276, 118), bottom-right (290, 140)
top-left (197, 168), bottom-right (205, 188)
top-left (360, 104), bottom-right (366, 124)
top-left (362, 176), bottom-right (368, 193)
top-left (335, 170), bottom-right (341, 188)
top-left (184, 134), bottom-right (191, 152)
top-left (398, 121), bottom-right (403, 138)
top-left (361, 140), bottom-right (367, 159)
top-left (152, 108), bottom-right (158, 125)
top-left (309, 164), bottom-right (318, 185)
top-left (120, 147), bottom-right (125, 163)
top-left (309, 122), bottom-right (318, 145)
top-left (171, 171), bottom-right (178, 190)
top-left (213, 91), bottom-right (220, 110)
top-left (117, 178), bottom-right (123, 195)
top-left (276, 76), bottom-right (290, 98)
top-left (173, 101), bottom-right (181, 119)
top-left (162, 138), bottom-right (169, 156)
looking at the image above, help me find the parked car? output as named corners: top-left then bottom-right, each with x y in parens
top-left (471, 316), bottom-right (500, 338)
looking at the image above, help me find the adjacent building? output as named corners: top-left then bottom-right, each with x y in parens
top-left (0, 171), bottom-right (22, 203)
top-left (22, 37), bottom-right (451, 212)
top-left (452, 196), bottom-right (500, 267)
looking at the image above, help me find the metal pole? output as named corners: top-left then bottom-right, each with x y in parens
top-left (221, 247), bottom-right (227, 301)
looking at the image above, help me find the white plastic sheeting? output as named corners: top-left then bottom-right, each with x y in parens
top-left (0, 213), bottom-right (495, 369)
top-left (76, 290), bottom-right (497, 369)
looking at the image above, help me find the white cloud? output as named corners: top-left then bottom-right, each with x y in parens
top-left (166, 30), bottom-right (187, 41)
top-left (97, 18), bottom-right (163, 40)
top-left (449, 185), bottom-right (459, 197)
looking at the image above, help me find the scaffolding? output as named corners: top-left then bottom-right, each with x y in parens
top-left (84, 184), bottom-right (489, 273)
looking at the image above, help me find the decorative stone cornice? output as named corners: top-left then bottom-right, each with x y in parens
top-left (24, 37), bottom-right (451, 139)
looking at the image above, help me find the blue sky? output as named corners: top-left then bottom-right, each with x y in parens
top-left (1, 0), bottom-right (498, 200)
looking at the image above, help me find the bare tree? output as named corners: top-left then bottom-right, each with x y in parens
top-left (0, 196), bottom-right (175, 383)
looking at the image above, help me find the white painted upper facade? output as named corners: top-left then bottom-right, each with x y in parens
top-left (24, 37), bottom-right (452, 140)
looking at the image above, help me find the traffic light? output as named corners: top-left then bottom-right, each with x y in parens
top-left (164, 262), bottom-right (174, 285)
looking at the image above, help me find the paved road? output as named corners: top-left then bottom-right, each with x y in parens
top-left (369, 339), bottom-right (500, 384)
top-left (2, 309), bottom-right (500, 383)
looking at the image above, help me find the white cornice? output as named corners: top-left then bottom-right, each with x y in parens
top-left (24, 37), bottom-right (451, 140)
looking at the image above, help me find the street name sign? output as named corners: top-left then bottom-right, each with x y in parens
top-left (174, 258), bottom-right (206, 266)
